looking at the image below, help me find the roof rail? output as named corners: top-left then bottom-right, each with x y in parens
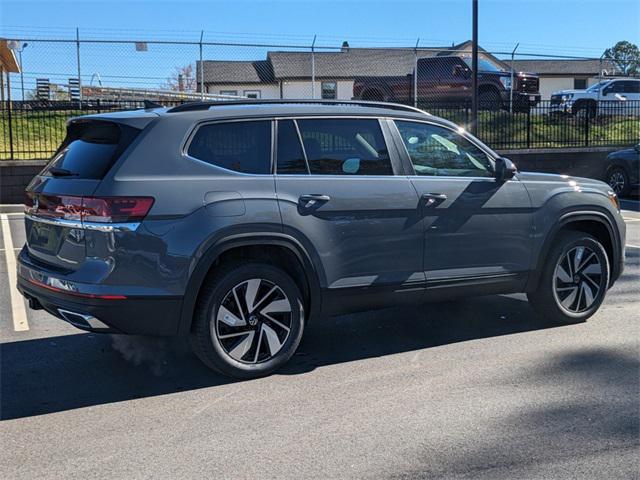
top-left (165, 99), bottom-right (430, 115)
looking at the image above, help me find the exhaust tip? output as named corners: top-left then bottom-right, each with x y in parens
top-left (58, 309), bottom-right (110, 330)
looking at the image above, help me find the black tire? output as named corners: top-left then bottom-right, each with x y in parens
top-left (573, 100), bottom-right (596, 119)
top-left (478, 90), bottom-right (503, 111)
top-left (606, 167), bottom-right (631, 197)
top-left (190, 262), bottom-right (305, 379)
top-left (527, 232), bottom-right (610, 324)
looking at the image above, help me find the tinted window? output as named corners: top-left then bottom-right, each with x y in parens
top-left (44, 121), bottom-right (137, 180)
top-left (296, 119), bottom-right (392, 175)
top-left (395, 121), bottom-right (493, 177)
top-left (188, 121), bottom-right (271, 174)
top-left (621, 81), bottom-right (640, 93)
top-left (277, 120), bottom-right (308, 174)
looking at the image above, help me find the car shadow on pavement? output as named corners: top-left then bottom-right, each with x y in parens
top-left (388, 347), bottom-right (640, 479)
top-left (1, 294), bottom-right (563, 420)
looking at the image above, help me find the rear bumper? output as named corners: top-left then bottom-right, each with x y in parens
top-left (17, 250), bottom-right (183, 336)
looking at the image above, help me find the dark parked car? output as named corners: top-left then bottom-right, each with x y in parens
top-left (604, 143), bottom-right (639, 197)
top-left (18, 100), bottom-right (625, 379)
top-left (353, 56), bottom-right (541, 112)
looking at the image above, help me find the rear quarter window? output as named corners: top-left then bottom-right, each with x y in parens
top-left (44, 121), bottom-right (139, 180)
top-left (187, 120), bottom-right (272, 174)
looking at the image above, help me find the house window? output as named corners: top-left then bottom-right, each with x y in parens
top-left (219, 90), bottom-right (238, 96)
top-left (574, 78), bottom-right (587, 90)
top-left (243, 90), bottom-right (261, 99)
top-left (321, 81), bottom-right (337, 99)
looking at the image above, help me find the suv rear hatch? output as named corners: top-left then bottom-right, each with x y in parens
top-left (24, 117), bottom-right (149, 272)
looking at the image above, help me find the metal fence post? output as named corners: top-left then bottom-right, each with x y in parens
top-left (76, 27), bottom-right (82, 110)
top-left (6, 73), bottom-right (14, 160)
top-left (584, 115), bottom-right (589, 147)
top-left (199, 30), bottom-right (204, 99)
top-left (413, 38), bottom-right (419, 108)
top-left (311, 35), bottom-right (316, 99)
top-left (509, 43), bottom-right (519, 114)
top-left (526, 107), bottom-right (531, 148)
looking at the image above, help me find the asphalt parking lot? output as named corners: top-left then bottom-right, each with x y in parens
top-left (1, 202), bottom-right (639, 479)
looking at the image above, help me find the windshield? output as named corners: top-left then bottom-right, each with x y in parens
top-left (586, 81), bottom-right (609, 92)
top-left (462, 57), bottom-right (505, 72)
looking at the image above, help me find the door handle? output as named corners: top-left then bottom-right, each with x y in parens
top-left (299, 194), bottom-right (331, 204)
top-left (421, 192), bottom-right (447, 204)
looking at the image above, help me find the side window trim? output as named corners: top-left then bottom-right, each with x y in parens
top-left (388, 118), bottom-right (498, 179)
top-left (292, 119), bottom-right (311, 174)
top-left (182, 117), bottom-right (275, 176)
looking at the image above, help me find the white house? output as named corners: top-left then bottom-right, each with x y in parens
top-left (197, 41), bottom-right (506, 100)
top-left (196, 42), bottom-right (621, 101)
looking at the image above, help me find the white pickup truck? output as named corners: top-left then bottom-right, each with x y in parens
top-left (550, 78), bottom-right (640, 117)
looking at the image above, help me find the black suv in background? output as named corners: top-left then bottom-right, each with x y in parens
top-left (18, 100), bottom-right (624, 379)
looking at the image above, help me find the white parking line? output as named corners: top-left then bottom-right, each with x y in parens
top-left (626, 244), bottom-right (640, 249)
top-left (0, 214), bottom-right (29, 332)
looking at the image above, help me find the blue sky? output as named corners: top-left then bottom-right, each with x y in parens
top-left (1, 0), bottom-right (639, 97)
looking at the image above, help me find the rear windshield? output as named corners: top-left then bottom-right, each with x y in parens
top-left (43, 120), bottom-right (140, 179)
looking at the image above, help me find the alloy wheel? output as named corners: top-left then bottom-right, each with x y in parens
top-left (553, 246), bottom-right (603, 314)
top-left (607, 170), bottom-right (626, 195)
top-left (213, 278), bottom-right (292, 364)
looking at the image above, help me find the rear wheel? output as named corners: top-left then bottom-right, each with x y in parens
top-left (527, 232), bottom-right (609, 324)
top-left (190, 263), bottom-right (305, 379)
top-left (606, 167), bottom-right (631, 197)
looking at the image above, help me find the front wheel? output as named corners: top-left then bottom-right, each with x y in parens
top-left (190, 263), bottom-right (305, 379)
top-left (606, 167), bottom-right (631, 197)
top-left (527, 232), bottom-right (610, 324)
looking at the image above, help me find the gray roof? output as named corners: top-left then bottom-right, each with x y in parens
top-left (196, 60), bottom-right (274, 84)
top-left (267, 48), bottom-right (446, 79)
top-left (199, 41), bottom-right (505, 84)
top-left (510, 59), bottom-right (618, 75)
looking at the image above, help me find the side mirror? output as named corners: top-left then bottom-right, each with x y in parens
top-left (494, 156), bottom-right (517, 181)
top-left (601, 88), bottom-right (609, 96)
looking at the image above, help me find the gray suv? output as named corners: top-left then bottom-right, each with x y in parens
top-left (17, 100), bottom-right (626, 379)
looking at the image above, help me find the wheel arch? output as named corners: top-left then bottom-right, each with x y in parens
top-left (526, 210), bottom-right (622, 292)
top-left (177, 233), bottom-right (323, 335)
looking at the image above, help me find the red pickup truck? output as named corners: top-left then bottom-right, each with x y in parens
top-left (353, 56), bottom-right (540, 112)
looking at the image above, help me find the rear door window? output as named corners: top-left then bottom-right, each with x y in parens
top-left (295, 118), bottom-right (392, 175)
top-left (188, 120), bottom-right (272, 174)
top-left (44, 121), bottom-right (139, 180)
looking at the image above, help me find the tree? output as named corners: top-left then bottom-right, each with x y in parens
top-left (25, 83), bottom-right (71, 100)
top-left (604, 41), bottom-right (640, 76)
top-left (162, 64), bottom-right (196, 92)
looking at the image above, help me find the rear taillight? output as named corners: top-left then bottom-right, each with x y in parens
top-left (82, 197), bottom-right (155, 223)
top-left (25, 194), bottom-right (154, 224)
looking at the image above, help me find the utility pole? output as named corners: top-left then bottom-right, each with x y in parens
top-left (471, 0), bottom-right (478, 134)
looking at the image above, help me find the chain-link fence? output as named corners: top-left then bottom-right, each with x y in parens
top-left (1, 34), bottom-right (638, 159)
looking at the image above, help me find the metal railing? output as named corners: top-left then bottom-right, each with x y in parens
top-left (1, 99), bottom-right (638, 160)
